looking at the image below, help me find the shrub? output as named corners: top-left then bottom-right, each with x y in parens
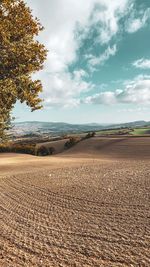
top-left (35, 145), bottom-right (56, 156)
top-left (64, 137), bottom-right (77, 149)
top-left (0, 143), bottom-right (55, 156)
top-left (35, 145), bottom-right (49, 156)
top-left (10, 144), bottom-right (35, 155)
top-left (0, 143), bottom-right (36, 155)
top-left (48, 147), bottom-right (55, 155)
top-left (84, 132), bottom-right (96, 139)
top-left (0, 144), bottom-right (10, 153)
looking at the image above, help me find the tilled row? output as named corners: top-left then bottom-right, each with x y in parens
top-left (1, 161), bottom-right (150, 266)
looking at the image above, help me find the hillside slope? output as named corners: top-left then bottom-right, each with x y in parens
top-left (61, 137), bottom-right (150, 159)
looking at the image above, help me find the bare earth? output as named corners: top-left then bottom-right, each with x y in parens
top-left (0, 137), bottom-right (150, 267)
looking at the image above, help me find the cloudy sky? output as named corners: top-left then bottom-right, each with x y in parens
top-left (14, 0), bottom-right (150, 123)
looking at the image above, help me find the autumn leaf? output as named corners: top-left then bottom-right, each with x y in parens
top-left (0, 0), bottom-right (47, 139)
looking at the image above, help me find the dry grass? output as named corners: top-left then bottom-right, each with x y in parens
top-left (0, 137), bottom-right (150, 267)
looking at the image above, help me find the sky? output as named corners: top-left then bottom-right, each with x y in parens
top-left (13, 0), bottom-right (150, 124)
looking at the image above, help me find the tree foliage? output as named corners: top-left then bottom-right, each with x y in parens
top-left (0, 0), bottom-right (47, 140)
top-left (64, 137), bottom-right (78, 149)
top-left (35, 145), bottom-right (56, 156)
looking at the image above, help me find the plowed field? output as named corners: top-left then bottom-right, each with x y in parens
top-left (0, 137), bottom-right (150, 266)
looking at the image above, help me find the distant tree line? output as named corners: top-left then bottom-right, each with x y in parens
top-left (0, 132), bottom-right (96, 155)
top-left (0, 143), bottom-right (56, 156)
top-left (64, 132), bottom-right (96, 149)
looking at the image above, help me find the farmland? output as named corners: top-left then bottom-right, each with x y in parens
top-left (131, 127), bottom-right (150, 135)
top-left (0, 137), bottom-right (150, 266)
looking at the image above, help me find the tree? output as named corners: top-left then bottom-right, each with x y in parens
top-left (84, 132), bottom-right (96, 139)
top-left (64, 137), bottom-right (77, 149)
top-left (0, 109), bottom-right (11, 140)
top-left (0, 0), bottom-right (47, 140)
top-left (35, 145), bottom-right (49, 156)
top-left (48, 147), bottom-right (55, 155)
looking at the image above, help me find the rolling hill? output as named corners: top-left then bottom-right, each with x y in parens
top-left (11, 120), bottom-right (150, 137)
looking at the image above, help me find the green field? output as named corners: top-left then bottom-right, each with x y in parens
top-left (96, 127), bottom-right (150, 136)
top-left (131, 127), bottom-right (150, 135)
top-left (96, 128), bottom-right (130, 136)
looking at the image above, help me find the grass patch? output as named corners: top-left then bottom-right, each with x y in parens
top-left (131, 127), bottom-right (150, 135)
top-left (96, 128), bottom-right (131, 136)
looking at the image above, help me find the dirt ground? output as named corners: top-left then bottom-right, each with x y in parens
top-left (0, 137), bottom-right (150, 266)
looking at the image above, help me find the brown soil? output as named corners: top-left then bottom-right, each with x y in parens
top-left (36, 139), bottom-right (69, 154)
top-left (0, 137), bottom-right (150, 266)
top-left (61, 136), bottom-right (150, 159)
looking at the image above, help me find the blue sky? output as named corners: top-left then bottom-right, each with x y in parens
top-left (13, 0), bottom-right (150, 123)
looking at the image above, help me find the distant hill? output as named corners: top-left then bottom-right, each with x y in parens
top-left (11, 120), bottom-right (150, 137)
top-left (11, 121), bottom-right (106, 137)
top-left (111, 120), bottom-right (150, 129)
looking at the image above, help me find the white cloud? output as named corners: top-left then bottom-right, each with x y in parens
top-left (25, 0), bottom-right (132, 107)
top-left (88, 44), bottom-right (117, 70)
top-left (25, 1), bottom-right (150, 108)
top-left (89, 0), bottom-right (130, 44)
top-left (39, 70), bottom-right (94, 108)
top-left (84, 91), bottom-right (118, 105)
top-left (126, 8), bottom-right (150, 33)
top-left (84, 77), bottom-right (150, 105)
top-left (133, 58), bottom-right (150, 69)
